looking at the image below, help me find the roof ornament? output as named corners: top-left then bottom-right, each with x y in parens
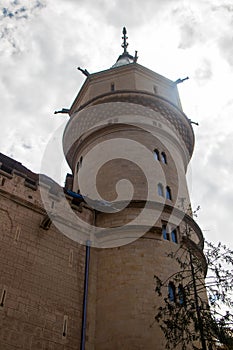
top-left (112, 27), bottom-right (138, 68)
top-left (133, 50), bottom-right (138, 63)
top-left (122, 27), bottom-right (129, 54)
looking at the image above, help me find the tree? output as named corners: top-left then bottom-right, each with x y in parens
top-left (154, 239), bottom-right (233, 350)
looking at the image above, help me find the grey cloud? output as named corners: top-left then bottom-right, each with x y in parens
top-left (0, 1), bottom-right (46, 55)
top-left (189, 121), bottom-right (233, 245)
top-left (178, 23), bottom-right (197, 49)
top-left (174, 5), bottom-right (204, 51)
top-left (191, 175), bottom-right (233, 245)
top-left (208, 3), bottom-right (233, 67)
top-left (206, 134), bottom-right (233, 176)
top-left (64, 0), bottom-right (180, 28)
top-left (212, 4), bottom-right (233, 13)
top-left (105, 0), bottom-right (180, 28)
top-left (194, 59), bottom-right (212, 85)
top-left (0, 0), bottom-right (85, 167)
top-left (33, 1), bottom-right (46, 10)
top-left (22, 144), bottom-right (32, 150)
top-left (0, 27), bottom-right (21, 54)
top-left (172, 3), bottom-right (223, 51)
top-left (218, 35), bottom-right (233, 66)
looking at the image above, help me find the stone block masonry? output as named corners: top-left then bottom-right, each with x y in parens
top-left (0, 158), bottom-right (87, 350)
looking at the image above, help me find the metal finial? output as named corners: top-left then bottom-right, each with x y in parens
top-left (133, 50), bottom-right (138, 63)
top-left (121, 27), bottom-right (128, 53)
top-left (112, 27), bottom-right (137, 68)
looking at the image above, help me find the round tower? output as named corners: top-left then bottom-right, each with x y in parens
top-left (63, 28), bottom-right (206, 350)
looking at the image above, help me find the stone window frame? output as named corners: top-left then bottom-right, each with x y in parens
top-left (161, 222), bottom-right (179, 244)
top-left (168, 282), bottom-right (176, 302)
top-left (166, 186), bottom-right (172, 200)
top-left (153, 149), bottom-right (160, 161)
top-left (161, 151), bottom-right (167, 164)
top-left (157, 183), bottom-right (164, 197)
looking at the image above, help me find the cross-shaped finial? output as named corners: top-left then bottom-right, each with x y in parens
top-left (121, 27), bottom-right (128, 53)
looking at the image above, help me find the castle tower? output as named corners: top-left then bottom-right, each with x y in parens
top-left (63, 28), bottom-right (206, 349)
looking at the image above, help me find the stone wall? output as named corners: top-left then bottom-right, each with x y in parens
top-left (0, 164), bottom-right (86, 350)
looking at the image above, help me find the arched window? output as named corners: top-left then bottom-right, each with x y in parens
top-left (168, 282), bottom-right (176, 302)
top-left (178, 285), bottom-right (186, 305)
top-left (157, 183), bottom-right (164, 197)
top-left (171, 229), bottom-right (178, 243)
top-left (0, 177), bottom-right (5, 186)
top-left (162, 224), bottom-right (169, 240)
top-left (80, 156), bottom-right (83, 167)
top-left (166, 186), bottom-right (172, 200)
top-left (153, 149), bottom-right (160, 161)
top-left (161, 152), bottom-right (167, 164)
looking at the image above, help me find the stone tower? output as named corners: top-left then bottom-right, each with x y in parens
top-left (62, 28), bottom-right (206, 349)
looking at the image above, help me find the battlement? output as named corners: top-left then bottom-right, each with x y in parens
top-left (0, 153), bottom-right (92, 232)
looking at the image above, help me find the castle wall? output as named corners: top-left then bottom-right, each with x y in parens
top-left (0, 168), bottom-right (87, 350)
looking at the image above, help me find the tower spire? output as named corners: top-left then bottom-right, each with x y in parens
top-left (121, 27), bottom-right (129, 54)
top-left (112, 27), bottom-right (137, 68)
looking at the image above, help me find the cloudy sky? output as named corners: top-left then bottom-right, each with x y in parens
top-left (1, 0), bottom-right (233, 247)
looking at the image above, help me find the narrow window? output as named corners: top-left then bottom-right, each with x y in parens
top-left (162, 224), bottom-right (169, 240)
top-left (168, 282), bottom-right (176, 302)
top-left (161, 152), bottom-right (167, 164)
top-left (157, 183), bottom-right (164, 197)
top-left (80, 156), bottom-right (83, 168)
top-left (178, 285), bottom-right (186, 305)
top-left (69, 249), bottom-right (73, 267)
top-left (0, 287), bottom-right (7, 307)
top-left (153, 149), bottom-right (160, 161)
top-left (76, 162), bottom-right (79, 173)
top-left (111, 83), bottom-right (115, 91)
top-left (0, 177), bottom-right (5, 186)
top-left (171, 229), bottom-right (178, 243)
top-left (62, 315), bottom-right (68, 339)
top-left (14, 226), bottom-right (21, 242)
top-left (166, 186), bottom-right (172, 200)
top-left (153, 85), bottom-right (157, 94)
